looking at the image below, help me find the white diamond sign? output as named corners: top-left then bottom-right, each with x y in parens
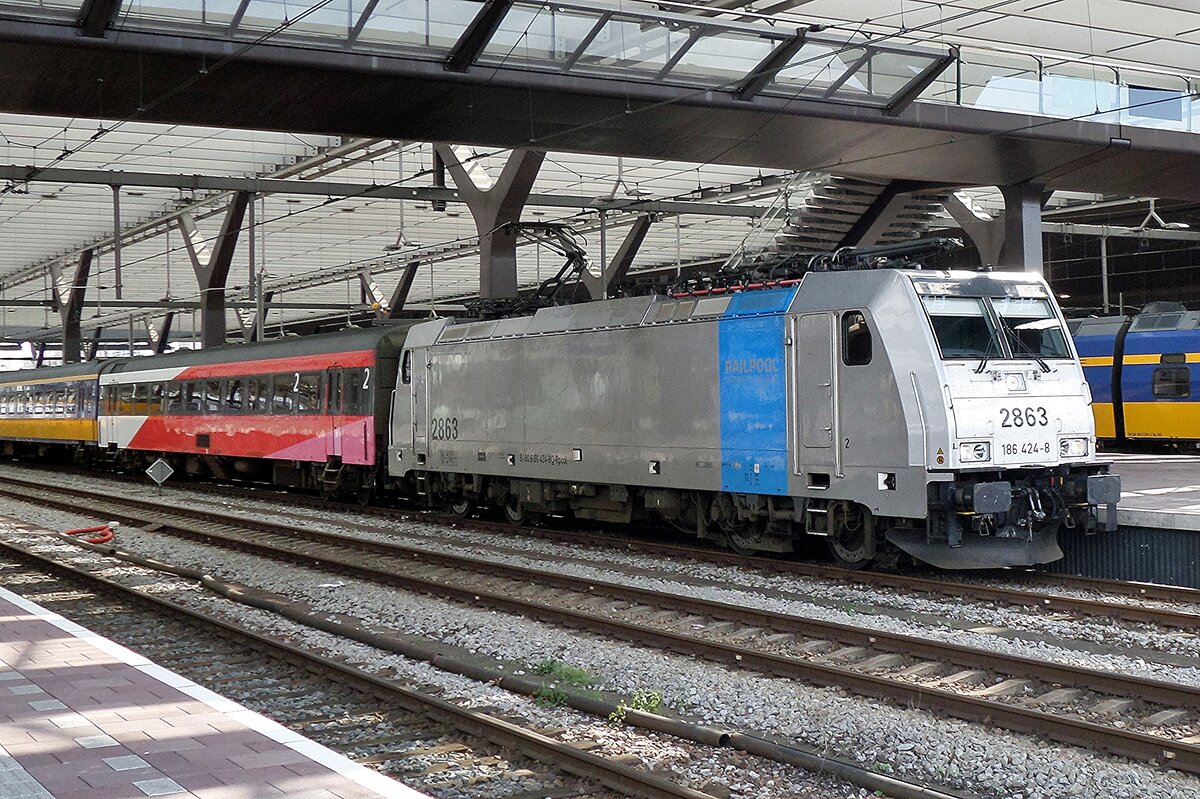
top-left (146, 458), bottom-right (174, 487)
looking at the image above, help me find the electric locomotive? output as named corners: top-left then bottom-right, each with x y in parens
top-left (390, 264), bottom-right (1119, 569)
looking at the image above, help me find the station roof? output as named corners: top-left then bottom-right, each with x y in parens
top-left (0, 0), bottom-right (1198, 357)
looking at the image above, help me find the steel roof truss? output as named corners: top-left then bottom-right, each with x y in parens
top-left (884, 50), bottom-right (958, 117)
top-left (446, 0), bottom-right (514, 73)
top-left (77, 0), bottom-right (122, 39)
top-left (733, 28), bottom-right (809, 102)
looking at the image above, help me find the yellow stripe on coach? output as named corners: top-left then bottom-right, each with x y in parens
top-left (0, 418), bottom-right (98, 443)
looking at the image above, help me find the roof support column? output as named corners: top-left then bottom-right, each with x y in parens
top-left (999, 181), bottom-right (1046, 273)
top-left (85, 327), bottom-right (103, 361)
top-left (582, 213), bottom-right (653, 300)
top-left (436, 144), bottom-right (545, 299)
top-left (50, 248), bottom-right (93, 363)
top-left (944, 192), bottom-right (1006, 268)
top-left (144, 313), bottom-right (175, 355)
top-left (178, 192), bottom-right (250, 347)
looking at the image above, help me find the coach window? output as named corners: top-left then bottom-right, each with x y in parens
top-left (1153, 367), bottom-right (1191, 399)
top-left (401, 351), bottom-right (412, 385)
top-left (296, 373), bottom-right (320, 414)
top-left (271, 374), bottom-right (294, 414)
top-left (148, 384), bottom-right (163, 416)
top-left (246, 378), bottom-right (266, 413)
top-left (203, 380), bottom-right (222, 414)
top-left (164, 382), bottom-right (182, 413)
top-left (842, 311), bottom-right (872, 366)
top-left (184, 382), bottom-right (203, 414)
top-left (226, 380), bottom-right (243, 412)
top-left (132, 383), bottom-right (149, 415)
top-left (345, 369), bottom-right (366, 414)
top-left (118, 384), bottom-right (135, 416)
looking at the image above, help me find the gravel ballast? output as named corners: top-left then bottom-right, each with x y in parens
top-left (0, 490), bottom-right (1197, 799)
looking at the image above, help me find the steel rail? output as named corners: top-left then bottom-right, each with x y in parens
top-left (26, 478), bottom-right (1200, 710)
top-left (6, 467), bottom-right (1200, 623)
top-left (0, 530), bottom-right (718, 799)
top-left (3, 479), bottom-right (1200, 775)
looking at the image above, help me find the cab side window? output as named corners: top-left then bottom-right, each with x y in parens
top-left (842, 311), bottom-right (872, 366)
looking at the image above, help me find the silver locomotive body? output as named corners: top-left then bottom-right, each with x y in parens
top-left (388, 268), bottom-right (1118, 569)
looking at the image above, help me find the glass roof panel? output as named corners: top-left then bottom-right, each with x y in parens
top-left (478, 5), bottom-right (599, 69)
top-left (665, 30), bottom-right (776, 88)
top-left (234, 0), bottom-right (353, 39)
top-left (858, 49), bottom-right (943, 100)
top-left (771, 42), bottom-right (866, 97)
top-left (0, 0), bottom-right (81, 21)
top-left (353, 0), bottom-right (479, 55)
top-left (120, 0), bottom-right (242, 27)
top-left (572, 15), bottom-right (690, 76)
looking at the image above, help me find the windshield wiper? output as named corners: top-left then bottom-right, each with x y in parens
top-left (998, 317), bottom-right (1051, 373)
top-left (974, 332), bottom-right (999, 374)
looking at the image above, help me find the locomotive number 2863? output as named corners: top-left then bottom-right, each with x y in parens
top-left (999, 406), bottom-right (1049, 428)
top-left (431, 417), bottom-right (459, 440)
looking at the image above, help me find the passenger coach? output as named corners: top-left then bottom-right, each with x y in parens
top-left (1071, 302), bottom-right (1200, 444)
top-left (0, 361), bottom-right (101, 460)
top-left (98, 327), bottom-right (408, 500)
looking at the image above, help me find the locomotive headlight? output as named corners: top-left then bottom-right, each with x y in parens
top-left (1059, 437), bottom-right (1089, 458)
top-left (958, 442), bottom-right (991, 463)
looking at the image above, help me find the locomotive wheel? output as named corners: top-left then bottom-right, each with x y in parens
top-left (503, 499), bottom-right (528, 526)
top-left (726, 534), bottom-right (759, 557)
top-left (451, 497), bottom-right (476, 518)
top-left (827, 503), bottom-right (874, 570)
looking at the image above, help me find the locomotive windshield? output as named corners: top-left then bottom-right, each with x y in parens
top-left (992, 297), bottom-right (1071, 359)
top-left (921, 296), bottom-right (1001, 359)
top-left (921, 294), bottom-right (1071, 361)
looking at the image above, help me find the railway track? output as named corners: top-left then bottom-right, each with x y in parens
top-left (0, 523), bottom-right (729, 799)
top-left (163, 471), bottom-right (1200, 626)
top-left (2, 476), bottom-right (1200, 779)
top-left (7, 462), bottom-right (1197, 625)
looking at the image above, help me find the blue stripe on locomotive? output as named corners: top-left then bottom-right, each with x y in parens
top-left (717, 287), bottom-right (797, 496)
top-left (1073, 331), bottom-right (1115, 403)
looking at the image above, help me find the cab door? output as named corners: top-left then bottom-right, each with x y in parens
top-left (797, 313), bottom-right (840, 477)
top-left (411, 349), bottom-right (428, 461)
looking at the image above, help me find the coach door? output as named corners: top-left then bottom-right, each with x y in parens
top-left (327, 368), bottom-right (344, 460)
top-left (797, 313), bottom-right (840, 477)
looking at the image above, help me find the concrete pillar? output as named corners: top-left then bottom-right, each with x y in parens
top-left (49, 248), bottom-right (93, 363)
top-left (436, 145), bottom-right (545, 299)
top-left (944, 192), bottom-right (1004, 267)
top-left (999, 182), bottom-right (1045, 273)
top-left (178, 192), bottom-right (251, 347)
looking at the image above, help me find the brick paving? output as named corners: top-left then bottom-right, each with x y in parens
top-left (0, 585), bottom-right (426, 799)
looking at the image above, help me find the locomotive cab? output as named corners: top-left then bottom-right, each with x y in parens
top-left (888, 271), bottom-right (1118, 568)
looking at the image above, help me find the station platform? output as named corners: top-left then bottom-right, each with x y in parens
top-left (0, 585), bottom-right (423, 799)
top-left (1046, 453), bottom-right (1200, 587)
top-left (1106, 453), bottom-right (1200, 531)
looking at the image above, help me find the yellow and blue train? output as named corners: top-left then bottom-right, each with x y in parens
top-left (1070, 302), bottom-right (1200, 445)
